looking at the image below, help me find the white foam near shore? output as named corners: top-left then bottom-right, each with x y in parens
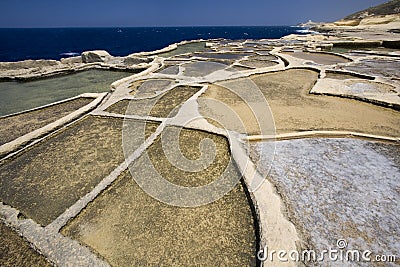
top-left (295, 29), bottom-right (320, 34)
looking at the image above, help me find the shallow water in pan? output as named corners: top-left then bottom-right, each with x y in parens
top-left (0, 69), bottom-right (131, 116)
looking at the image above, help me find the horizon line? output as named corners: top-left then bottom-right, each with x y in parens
top-left (0, 25), bottom-right (301, 29)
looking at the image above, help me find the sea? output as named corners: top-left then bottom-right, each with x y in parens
top-left (0, 26), bottom-right (306, 62)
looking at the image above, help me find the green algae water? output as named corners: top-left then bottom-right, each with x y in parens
top-left (157, 41), bottom-right (208, 57)
top-left (0, 70), bottom-right (131, 116)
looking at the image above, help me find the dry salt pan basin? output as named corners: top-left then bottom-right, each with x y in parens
top-left (0, 97), bottom-right (93, 146)
top-left (344, 58), bottom-right (400, 79)
top-left (0, 116), bottom-right (159, 226)
top-left (199, 69), bottom-right (400, 137)
top-left (62, 127), bottom-right (258, 266)
top-left (0, 222), bottom-right (51, 266)
top-left (250, 138), bottom-right (400, 265)
top-left (283, 51), bottom-right (351, 65)
top-left (107, 85), bottom-right (201, 118)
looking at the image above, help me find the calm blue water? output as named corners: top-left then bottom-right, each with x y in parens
top-left (0, 26), bottom-right (302, 62)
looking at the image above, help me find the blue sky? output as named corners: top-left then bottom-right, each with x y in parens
top-left (0, 0), bottom-right (389, 27)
